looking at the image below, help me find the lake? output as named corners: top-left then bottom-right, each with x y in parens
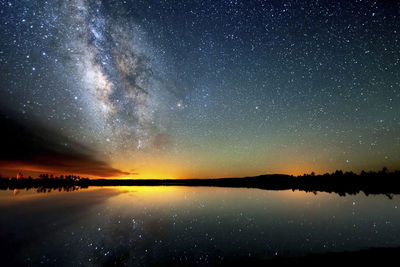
top-left (1, 186), bottom-right (399, 265)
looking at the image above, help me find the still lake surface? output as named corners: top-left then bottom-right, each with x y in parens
top-left (1, 186), bottom-right (400, 265)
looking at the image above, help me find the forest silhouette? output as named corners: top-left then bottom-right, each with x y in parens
top-left (1, 168), bottom-right (400, 196)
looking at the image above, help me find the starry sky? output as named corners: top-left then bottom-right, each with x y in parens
top-left (0, 0), bottom-right (399, 179)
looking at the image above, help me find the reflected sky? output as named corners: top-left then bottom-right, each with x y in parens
top-left (1, 187), bottom-right (400, 265)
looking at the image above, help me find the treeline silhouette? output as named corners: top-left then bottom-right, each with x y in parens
top-left (292, 168), bottom-right (400, 196)
top-left (36, 174), bottom-right (89, 181)
top-left (0, 173), bottom-right (90, 192)
top-left (1, 168), bottom-right (400, 196)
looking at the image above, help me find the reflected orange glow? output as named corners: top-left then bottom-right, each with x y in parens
top-left (107, 186), bottom-right (188, 205)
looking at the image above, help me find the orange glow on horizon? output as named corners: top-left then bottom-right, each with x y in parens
top-left (0, 161), bottom-right (325, 179)
top-left (0, 159), bottom-right (372, 180)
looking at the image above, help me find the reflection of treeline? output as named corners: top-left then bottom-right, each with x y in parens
top-left (1, 168), bottom-right (400, 196)
top-left (293, 168), bottom-right (400, 197)
top-left (12, 186), bottom-right (84, 195)
top-left (35, 185), bottom-right (83, 193)
top-left (169, 167), bottom-right (400, 196)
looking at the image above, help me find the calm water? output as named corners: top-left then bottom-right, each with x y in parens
top-left (1, 186), bottom-right (399, 266)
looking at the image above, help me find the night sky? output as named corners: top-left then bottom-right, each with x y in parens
top-left (0, 0), bottom-right (399, 178)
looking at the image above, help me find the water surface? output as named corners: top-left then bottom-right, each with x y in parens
top-left (1, 186), bottom-right (399, 265)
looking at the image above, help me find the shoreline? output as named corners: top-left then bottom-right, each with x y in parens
top-left (2, 171), bottom-right (400, 196)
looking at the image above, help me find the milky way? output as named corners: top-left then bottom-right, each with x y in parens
top-left (59, 0), bottom-right (179, 155)
top-left (1, 0), bottom-right (183, 177)
top-left (0, 0), bottom-right (399, 178)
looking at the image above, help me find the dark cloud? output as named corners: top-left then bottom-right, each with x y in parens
top-left (0, 110), bottom-right (129, 177)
